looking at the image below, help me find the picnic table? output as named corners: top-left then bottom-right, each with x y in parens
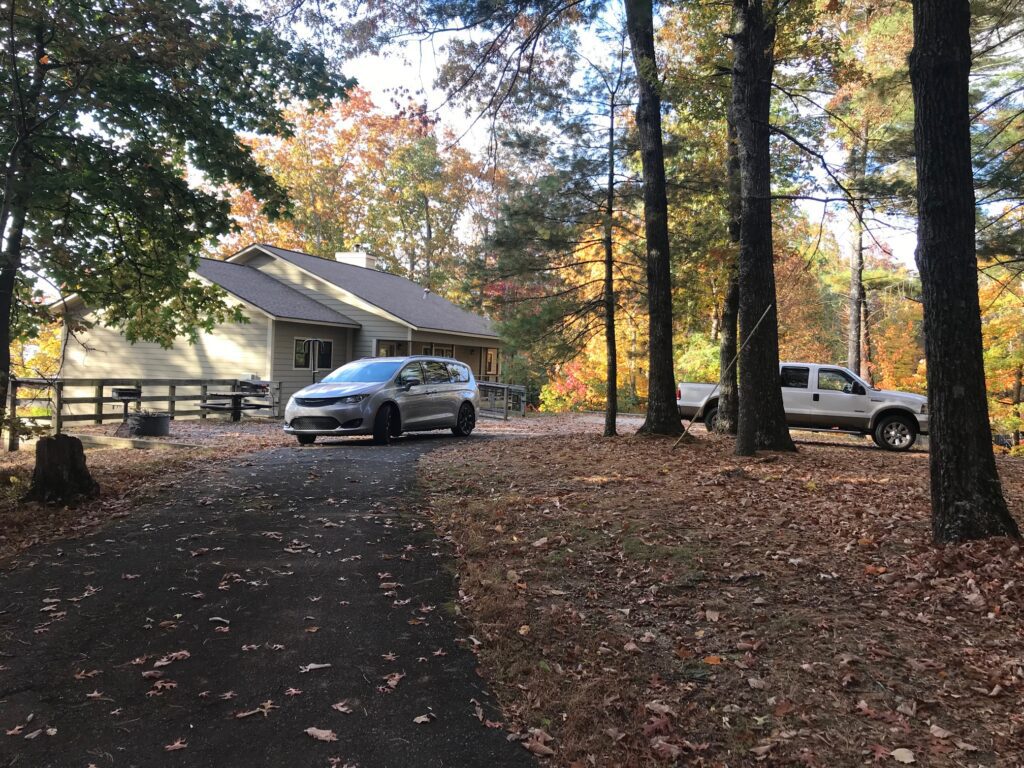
top-left (201, 390), bottom-right (275, 422)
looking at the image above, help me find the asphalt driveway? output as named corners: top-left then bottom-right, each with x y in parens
top-left (0, 435), bottom-right (535, 768)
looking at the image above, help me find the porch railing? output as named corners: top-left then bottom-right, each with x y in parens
top-left (5, 376), bottom-right (281, 451)
top-left (478, 382), bottom-right (527, 420)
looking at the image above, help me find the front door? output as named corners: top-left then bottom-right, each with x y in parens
top-left (813, 368), bottom-right (870, 429)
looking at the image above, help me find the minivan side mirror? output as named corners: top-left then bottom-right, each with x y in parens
top-left (852, 383), bottom-right (866, 396)
top-left (401, 376), bottom-right (422, 391)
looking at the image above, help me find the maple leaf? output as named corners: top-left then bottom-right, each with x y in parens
top-left (304, 727), bottom-right (338, 742)
top-left (164, 739), bottom-right (187, 751)
top-left (85, 690), bottom-right (103, 699)
top-left (331, 700), bottom-right (354, 714)
top-left (413, 713), bottom-right (433, 724)
top-left (285, 688), bottom-right (303, 696)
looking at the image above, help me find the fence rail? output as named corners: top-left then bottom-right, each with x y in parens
top-left (6, 377), bottom-right (281, 451)
top-left (478, 382), bottom-right (528, 420)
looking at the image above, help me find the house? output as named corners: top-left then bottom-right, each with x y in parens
top-left (58, 244), bottom-right (502, 409)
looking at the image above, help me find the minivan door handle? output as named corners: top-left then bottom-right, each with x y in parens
top-left (813, 393), bottom-right (820, 401)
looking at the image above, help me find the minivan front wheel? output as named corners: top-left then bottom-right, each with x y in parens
top-left (452, 402), bottom-right (476, 436)
top-left (873, 413), bottom-right (917, 451)
top-left (296, 434), bottom-right (316, 446)
top-left (372, 404), bottom-right (397, 445)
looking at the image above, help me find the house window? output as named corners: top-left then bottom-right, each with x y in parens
top-left (294, 338), bottom-right (333, 370)
top-left (377, 340), bottom-right (404, 357)
top-left (421, 343), bottom-right (453, 357)
top-left (485, 348), bottom-right (499, 376)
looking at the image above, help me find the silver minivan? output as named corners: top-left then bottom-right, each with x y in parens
top-left (283, 356), bottom-right (480, 445)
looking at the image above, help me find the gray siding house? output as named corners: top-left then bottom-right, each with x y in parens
top-left (59, 244), bottom-right (502, 407)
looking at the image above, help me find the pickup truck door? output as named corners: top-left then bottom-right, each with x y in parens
top-left (779, 365), bottom-right (814, 427)
top-left (812, 367), bottom-right (871, 429)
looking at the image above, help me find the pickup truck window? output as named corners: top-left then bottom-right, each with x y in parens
top-left (781, 366), bottom-right (809, 389)
top-left (818, 369), bottom-right (856, 393)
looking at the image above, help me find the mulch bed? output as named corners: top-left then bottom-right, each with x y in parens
top-left (418, 425), bottom-right (1024, 766)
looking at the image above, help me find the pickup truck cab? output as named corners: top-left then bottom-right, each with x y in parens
top-left (677, 363), bottom-right (929, 451)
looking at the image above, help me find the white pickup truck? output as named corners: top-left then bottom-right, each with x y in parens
top-left (677, 362), bottom-right (929, 451)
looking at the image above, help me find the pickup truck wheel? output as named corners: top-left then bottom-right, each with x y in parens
top-left (873, 414), bottom-right (917, 451)
top-left (703, 406), bottom-right (719, 433)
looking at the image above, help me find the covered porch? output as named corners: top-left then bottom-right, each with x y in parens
top-left (372, 331), bottom-right (502, 382)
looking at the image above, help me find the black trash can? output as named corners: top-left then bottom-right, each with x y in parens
top-left (127, 412), bottom-right (171, 437)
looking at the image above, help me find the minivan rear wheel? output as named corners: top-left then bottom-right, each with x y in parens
top-left (372, 404), bottom-right (396, 445)
top-left (452, 402), bottom-right (476, 436)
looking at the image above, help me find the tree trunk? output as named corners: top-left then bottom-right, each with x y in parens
top-left (847, 132), bottom-right (868, 374)
top-left (731, 0), bottom-right (794, 455)
top-left (24, 434), bottom-right (99, 503)
top-left (625, 0), bottom-right (682, 436)
top-left (859, 281), bottom-right (874, 384)
top-left (716, 111), bottom-right (741, 436)
top-left (1012, 362), bottom-right (1021, 447)
top-left (847, 214), bottom-right (864, 373)
top-left (0, 194), bottom-right (29, 440)
top-left (603, 102), bottom-right (618, 438)
top-left (909, 0), bottom-right (1019, 541)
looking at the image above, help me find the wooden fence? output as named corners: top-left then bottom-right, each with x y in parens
top-left (6, 377), bottom-right (281, 451)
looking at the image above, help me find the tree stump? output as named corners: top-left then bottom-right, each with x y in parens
top-left (23, 435), bottom-right (99, 504)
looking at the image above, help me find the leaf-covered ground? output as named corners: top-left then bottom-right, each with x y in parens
top-left (419, 416), bottom-right (1024, 766)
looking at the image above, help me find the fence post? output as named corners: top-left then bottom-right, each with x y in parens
top-left (7, 377), bottom-right (18, 452)
top-left (200, 384), bottom-right (208, 419)
top-left (94, 384), bottom-right (103, 424)
top-left (168, 385), bottom-right (176, 420)
top-left (503, 384), bottom-right (510, 421)
top-left (274, 382), bottom-right (282, 417)
top-left (53, 381), bottom-right (64, 435)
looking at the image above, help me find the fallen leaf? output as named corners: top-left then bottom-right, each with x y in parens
top-left (891, 748), bottom-right (915, 764)
top-left (299, 663), bottom-right (332, 673)
top-left (702, 655), bottom-right (722, 665)
top-left (929, 724), bottom-right (953, 739)
top-left (304, 727), bottom-right (338, 742)
top-left (164, 739), bottom-right (187, 751)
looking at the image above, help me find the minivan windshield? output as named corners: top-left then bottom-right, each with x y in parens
top-left (322, 360), bottom-right (402, 383)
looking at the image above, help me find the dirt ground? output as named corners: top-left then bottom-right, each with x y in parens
top-left (418, 415), bottom-right (1024, 767)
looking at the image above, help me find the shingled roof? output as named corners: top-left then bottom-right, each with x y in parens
top-left (196, 258), bottom-right (359, 327)
top-left (253, 245), bottom-right (498, 338)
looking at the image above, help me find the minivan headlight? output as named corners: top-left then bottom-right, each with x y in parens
top-left (338, 394), bottom-right (368, 404)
